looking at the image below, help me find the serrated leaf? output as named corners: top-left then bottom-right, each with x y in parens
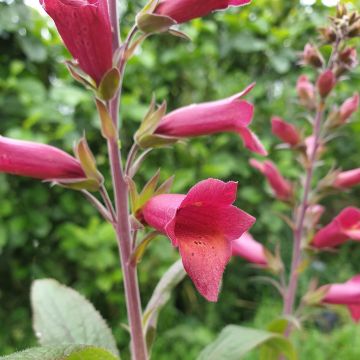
top-left (0, 346), bottom-right (118, 360)
top-left (143, 260), bottom-right (186, 350)
top-left (31, 279), bottom-right (119, 357)
top-left (197, 325), bottom-right (297, 360)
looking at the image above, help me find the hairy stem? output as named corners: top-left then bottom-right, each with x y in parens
top-left (106, 2), bottom-right (148, 359)
top-left (283, 102), bottom-right (325, 324)
top-left (107, 137), bottom-right (148, 360)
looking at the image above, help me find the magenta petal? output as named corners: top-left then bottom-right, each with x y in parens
top-left (312, 220), bottom-right (345, 248)
top-left (155, 0), bottom-right (251, 24)
top-left (41, 0), bottom-right (113, 84)
top-left (323, 275), bottom-right (360, 323)
top-left (349, 305), bottom-right (360, 322)
top-left (181, 178), bottom-right (238, 206)
top-left (156, 98), bottom-right (254, 137)
top-left (250, 159), bottom-right (292, 200)
top-left (334, 168), bottom-right (360, 188)
top-left (323, 275), bottom-right (360, 304)
top-left (232, 232), bottom-right (267, 265)
top-left (142, 194), bottom-right (184, 236)
top-left (0, 136), bottom-right (85, 180)
top-left (271, 116), bottom-right (300, 146)
top-left (237, 127), bottom-right (267, 155)
top-left (178, 230), bottom-right (231, 302)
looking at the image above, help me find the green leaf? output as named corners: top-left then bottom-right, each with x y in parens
top-left (266, 316), bottom-right (301, 334)
top-left (31, 279), bottom-right (119, 357)
top-left (143, 260), bottom-right (186, 351)
top-left (0, 346), bottom-right (118, 360)
top-left (197, 325), bottom-right (297, 360)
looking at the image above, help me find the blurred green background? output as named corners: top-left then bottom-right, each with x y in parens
top-left (1, 0), bottom-right (360, 358)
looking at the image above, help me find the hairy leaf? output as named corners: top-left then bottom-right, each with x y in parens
top-left (31, 279), bottom-right (119, 357)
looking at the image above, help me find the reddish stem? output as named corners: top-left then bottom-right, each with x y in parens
top-left (283, 103), bottom-right (325, 321)
top-left (106, 2), bottom-right (148, 359)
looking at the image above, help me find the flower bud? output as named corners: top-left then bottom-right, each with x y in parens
top-left (339, 47), bottom-right (358, 68)
top-left (317, 70), bottom-right (336, 98)
top-left (302, 44), bottom-right (324, 68)
top-left (154, 0), bottom-right (251, 24)
top-left (296, 75), bottom-right (316, 109)
top-left (339, 93), bottom-right (359, 123)
top-left (321, 275), bottom-right (360, 323)
top-left (271, 116), bottom-right (301, 146)
top-left (232, 232), bottom-right (268, 266)
top-left (154, 84), bottom-right (267, 155)
top-left (250, 159), bottom-right (293, 201)
top-left (0, 136), bottom-right (96, 191)
top-left (333, 168), bottom-right (360, 189)
top-left (312, 207), bottom-right (360, 248)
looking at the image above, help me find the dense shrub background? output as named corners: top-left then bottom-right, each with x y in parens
top-left (0, 0), bottom-right (359, 358)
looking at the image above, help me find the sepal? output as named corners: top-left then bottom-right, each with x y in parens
top-left (73, 137), bottom-right (104, 191)
top-left (136, 13), bottom-right (176, 34)
top-left (97, 68), bottom-right (121, 101)
top-left (127, 171), bottom-right (174, 216)
top-left (136, 0), bottom-right (177, 35)
top-left (135, 98), bottom-right (180, 149)
top-left (65, 60), bottom-right (97, 90)
top-left (95, 99), bottom-right (117, 140)
top-left (129, 231), bottom-right (160, 266)
top-left (303, 280), bottom-right (330, 306)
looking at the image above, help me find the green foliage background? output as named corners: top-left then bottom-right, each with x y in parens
top-left (0, 0), bottom-right (360, 358)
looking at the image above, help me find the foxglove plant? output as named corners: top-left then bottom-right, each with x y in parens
top-left (0, 0), bottom-right (278, 359)
top-left (1, 2), bottom-right (359, 360)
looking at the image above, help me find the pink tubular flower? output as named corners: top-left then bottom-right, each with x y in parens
top-left (141, 179), bottom-right (255, 301)
top-left (155, 0), bottom-right (251, 24)
top-left (271, 116), bottom-right (301, 146)
top-left (296, 75), bottom-right (315, 108)
top-left (333, 168), bottom-right (360, 189)
top-left (339, 93), bottom-right (359, 123)
top-left (312, 207), bottom-right (360, 248)
top-left (0, 136), bottom-right (85, 181)
top-left (155, 84), bottom-right (267, 155)
top-left (250, 159), bottom-right (293, 201)
top-left (41, 0), bottom-right (113, 85)
top-left (321, 275), bottom-right (360, 322)
top-left (232, 232), bottom-right (267, 266)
